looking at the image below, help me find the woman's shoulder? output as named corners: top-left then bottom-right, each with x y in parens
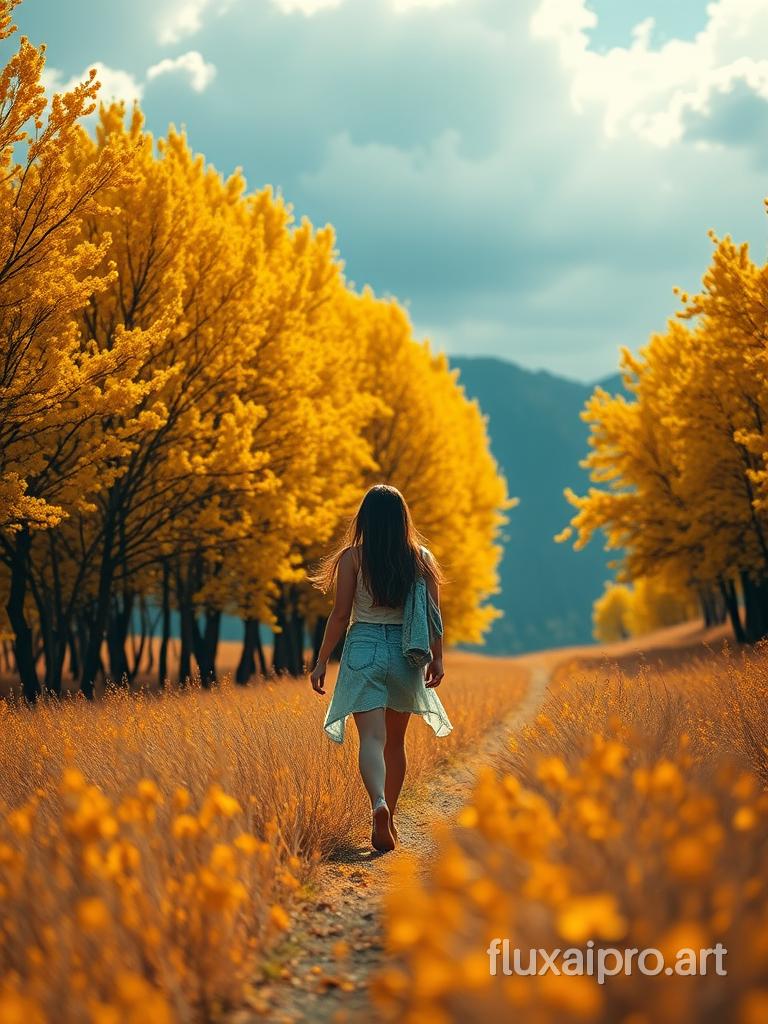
top-left (340, 545), bottom-right (362, 570)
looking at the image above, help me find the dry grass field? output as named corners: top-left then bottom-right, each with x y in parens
top-left (0, 651), bottom-right (528, 1022)
top-left (376, 640), bottom-right (768, 1024)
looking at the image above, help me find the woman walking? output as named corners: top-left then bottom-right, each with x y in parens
top-left (310, 484), bottom-right (453, 852)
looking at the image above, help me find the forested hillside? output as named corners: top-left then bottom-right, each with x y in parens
top-left (452, 357), bottom-right (623, 653)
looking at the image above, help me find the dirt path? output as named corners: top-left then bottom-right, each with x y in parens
top-left (247, 660), bottom-right (552, 1024)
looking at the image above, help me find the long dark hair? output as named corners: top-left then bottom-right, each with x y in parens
top-left (311, 484), bottom-right (442, 606)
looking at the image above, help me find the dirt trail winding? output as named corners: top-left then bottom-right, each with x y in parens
top-left (250, 659), bottom-right (552, 1024)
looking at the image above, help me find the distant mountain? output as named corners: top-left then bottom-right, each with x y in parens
top-left (451, 356), bottom-right (625, 654)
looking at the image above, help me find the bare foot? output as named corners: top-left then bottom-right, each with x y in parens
top-left (371, 803), bottom-right (395, 852)
top-left (390, 816), bottom-right (398, 843)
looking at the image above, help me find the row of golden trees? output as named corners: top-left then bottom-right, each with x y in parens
top-left (0, 2), bottom-right (509, 700)
top-left (561, 209), bottom-right (768, 644)
top-left (591, 576), bottom-right (699, 643)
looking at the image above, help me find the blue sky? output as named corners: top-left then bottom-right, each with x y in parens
top-left (16, 0), bottom-right (768, 381)
top-left (588, 0), bottom-right (706, 48)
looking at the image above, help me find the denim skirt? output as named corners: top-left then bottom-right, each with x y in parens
top-left (323, 621), bottom-right (453, 744)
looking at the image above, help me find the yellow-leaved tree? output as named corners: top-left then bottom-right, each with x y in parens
top-left (0, 6), bottom-right (169, 700)
top-left (0, 0), bottom-right (511, 694)
top-left (561, 210), bottom-right (768, 643)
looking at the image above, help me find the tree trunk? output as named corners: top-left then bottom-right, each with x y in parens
top-left (255, 622), bottom-right (268, 677)
top-left (40, 528), bottom-right (68, 696)
top-left (158, 560), bottom-right (171, 689)
top-left (237, 617), bottom-right (266, 684)
top-left (144, 602), bottom-right (157, 677)
top-left (236, 618), bottom-right (256, 684)
top-left (38, 603), bottom-right (54, 694)
top-left (128, 596), bottom-right (150, 682)
top-left (67, 627), bottom-right (80, 681)
top-left (81, 512), bottom-right (116, 699)
top-left (107, 591), bottom-right (133, 684)
top-left (177, 567), bottom-right (194, 685)
top-left (6, 528), bottom-right (40, 703)
top-left (700, 589), bottom-right (724, 626)
top-left (272, 586), bottom-right (305, 676)
top-left (40, 607), bottom-right (65, 697)
top-left (740, 570), bottom-right (768, 643)
top-left (712, 587), bottom-right (726, 625)
top-left (719, 577), bottom-right (745, 644)
top-left (192, 608), bottom-right (220, 687)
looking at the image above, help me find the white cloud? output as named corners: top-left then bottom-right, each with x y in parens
top-left (147, 51), bottom-right (217, 92)
top-left (42, 52), bottom-right (217, 108)
top-left (270, 0), bottom-right (455, 14)
top-left (157, 0), bottom-right (232, 44)
top-left (270, 0), bottom-right (343, 13)
top-left (392, 0), bottom-right (458, 11)
top-left (42, 63), bottom-right (144, 105)
top-left (530, 0), bottom-right (768, 146)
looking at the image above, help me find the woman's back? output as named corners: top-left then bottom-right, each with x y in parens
top-left (350, 546), bottom-right (405, 624)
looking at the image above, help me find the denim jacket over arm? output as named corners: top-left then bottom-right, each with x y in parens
top-left (402, 551), bottom-right (444, 668)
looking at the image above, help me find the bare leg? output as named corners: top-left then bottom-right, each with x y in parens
top-left (384, 709), bottom-right (410, 841)
top-left (353, 708), bottom-right (388, 805)
top-left (353, 708), bottom-right (395, 851)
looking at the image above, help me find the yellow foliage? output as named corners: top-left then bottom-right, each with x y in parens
top-left (593, 574), bottom-right (698, 641)
top-left (0, 1), bottom-right (509, 697)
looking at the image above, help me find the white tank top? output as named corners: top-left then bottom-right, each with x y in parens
top-left (350, 550), bottom-right (404, 624)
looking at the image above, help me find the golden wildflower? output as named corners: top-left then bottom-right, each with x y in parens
top-left (172, 786), bottom-right (191, 811)
top-left (233, 832), bottom-right (261, 855)
top-left (62, 767), bottom-right (87, 793)
top-left (279, 869), bottom-right (300, 891)
top-left (77, 897), bottom-right (111, 932)
top-left (733, 806), bottom-right (757, 831)
top-left (209, 842), bottom-right (237, 873)
top-left (269, 904), bottom-right (290, 930)
top-left (557, 893), bottom-right (627, 942)
top-left (0, 988), bottom-right (46, 1024)
top-left (410, 951), bottom-right (455, 1000)
top-left (667, 837), bottom-right (712, 881)
top-left (457, 805), bottom-right (479, 828)
top-left (8, 808), bottom-right (32, 836)
top-left (587, 736), bottom-right (628, 777)
top-left (388, 915), bottom-right (424, 951)
top-left (658, 921), bottom-right (710, 962)
top-left (434, 846), bottom-right (471, 888)
top-left (172, 814), bottom-right (200, 840)
top-left (137, 779), bottom-right (163, 805)
top-left (88, 1003), bottom-right (121, 1024)
top-left (536, 756), bottom-right (569, 788)
top-left (200, 784), bottom-right (243, 827)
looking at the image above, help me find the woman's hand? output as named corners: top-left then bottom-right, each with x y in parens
top-left (310, 660), bottom-right (327, 695)
top-left (425, 657), bottom-right (444, 688)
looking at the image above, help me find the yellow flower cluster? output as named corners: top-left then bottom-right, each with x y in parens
top-left (377, 647), bottom-right (768, 1023)
top-left (0, 765), bottom-right (299, 1022)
